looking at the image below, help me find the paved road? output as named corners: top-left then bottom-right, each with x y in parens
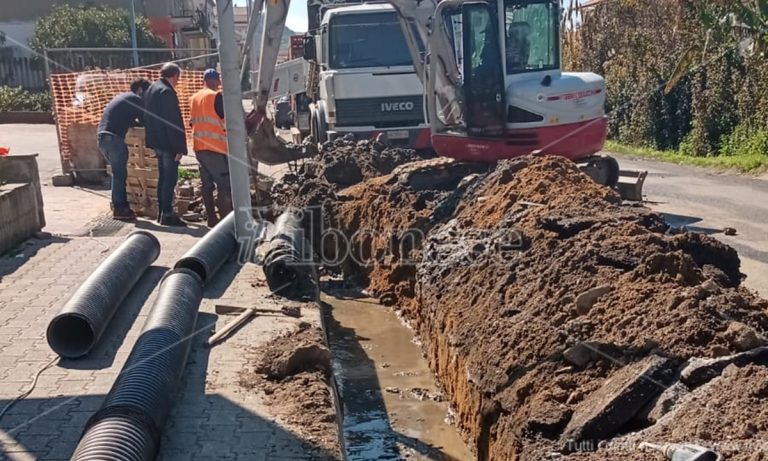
top-left (616, 155), bottom-right (768, 297)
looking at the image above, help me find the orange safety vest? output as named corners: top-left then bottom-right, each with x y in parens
top-left (190, 88), bottom-right (228, 155)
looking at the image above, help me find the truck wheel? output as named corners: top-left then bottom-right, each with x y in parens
top-left (310, 111), bottom-right (327, 144)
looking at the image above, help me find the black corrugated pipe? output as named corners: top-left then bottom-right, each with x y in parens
top-left (47, 231), bottom-right (161, 359)
top-left (174, 212), bottom-right (237, 284)
top-left (71, 268), bottom-right (203, 461)
top-left (263, 210), bottom-right (317, 300)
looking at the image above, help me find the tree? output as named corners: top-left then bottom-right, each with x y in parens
top-left (29, 5), bottom-right (165, 53)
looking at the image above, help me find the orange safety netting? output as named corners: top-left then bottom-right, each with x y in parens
top-left (49, 69), bottom-right (205, 167)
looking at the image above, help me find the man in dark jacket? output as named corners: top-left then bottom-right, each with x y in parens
top-left (97, 78), bottom-right (150, 220)
top-left (144, 62), bottom-right (187, 226)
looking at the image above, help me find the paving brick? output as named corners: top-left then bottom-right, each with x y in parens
top-left (166, 417), bottom-right (207, 434)
top-left (161, 431), bottom-right (200, 450)
top-left (44, 440), bottom-right (76, 460)
top-left (58, 411), bottom-right (91, 429)
top-left (11, 434), bottom-right (58, 454)
top-left (16, 419), bottom-right (67, 437)
top-left (195, 440), bottom-right (237, 459)
top-left (234, 453), bottom-right (267, 461)
top-left (232, 432), bottom-right (272, 451)
top-left (7, 451), bottom-right (49, 461)
top-left (158, 448), bottom-right (199, 461)
top-left (202, 410), bottom-right (245, 426)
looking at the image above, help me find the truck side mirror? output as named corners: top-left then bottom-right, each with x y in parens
top-left (303, 36), bottom-right (316, 62)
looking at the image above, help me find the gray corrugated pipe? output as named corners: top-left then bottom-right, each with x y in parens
top-left (174, 212), bottom-right (237, 284)
top-left (71, 268), bottom-right (203, 461)
top-left (47, 231), bottom-right (161, 359)
top-left (263, 210), bottom-right (318, 300)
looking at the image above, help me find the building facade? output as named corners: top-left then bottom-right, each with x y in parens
top-left (0, 0), bottom-right (217, 56)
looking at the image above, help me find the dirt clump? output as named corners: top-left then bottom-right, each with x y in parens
top-left (239, 325), bottom-right (340, 460)
top-left (248, 324), bottom-right (331, 380)
top-left (270, 136), bottom-right (429, 210)
top-left (333, 158), bottom-right (490, 301)
top-left (268, 137), bottom-right (432, 266)
top-left (329, 154), bottom-right (768, 459)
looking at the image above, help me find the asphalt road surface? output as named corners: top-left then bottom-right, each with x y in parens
top-left (616, 155), bottom-right (768, 297)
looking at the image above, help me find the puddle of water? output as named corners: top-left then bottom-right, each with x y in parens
top-left (323, 292), bottom-right (473, 461)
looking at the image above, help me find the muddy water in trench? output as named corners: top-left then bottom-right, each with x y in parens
top-left (322, 291), bottom-right (473, 461)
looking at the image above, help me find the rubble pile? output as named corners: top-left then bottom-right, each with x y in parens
top-left (269, 136), bottom-right (432, 265)
top-left (328, 155), bottom-right (768, 460)
top-left (270, 135), bottom-right (429, 210)
top-left (239, 325), bottom-right (341, 460)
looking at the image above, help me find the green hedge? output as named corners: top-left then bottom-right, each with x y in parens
top-left (0, 86), bottom-right (52, 112)
top-left (563, 0), bottom-right (768, 164)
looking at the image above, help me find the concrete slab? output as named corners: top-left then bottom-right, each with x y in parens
top-left (561, 356), bottom-right (675, 447)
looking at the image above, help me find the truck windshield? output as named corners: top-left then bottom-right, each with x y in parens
top-left (329, 11), bottom-right (414, 69)
top-left (504, 0), bottom-right (559, 74)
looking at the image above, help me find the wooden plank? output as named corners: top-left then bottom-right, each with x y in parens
top-left (127, 167), bottom-right (158, 180)
top-left (125, 128), bottom-right (145, 146)
top-left (127, 186), bottom-right (158, 194)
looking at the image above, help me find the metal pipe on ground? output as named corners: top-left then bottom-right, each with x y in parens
top-left (174, 212), bottom-right (237, 284)
top-left (71, 268), bottom-right (203, 461)
top-left (263, 210), bottom-right (317, 299)
top-left (46, 231), bottom-right (161, 359)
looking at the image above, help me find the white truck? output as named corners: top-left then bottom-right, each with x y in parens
top-left (299, 1), bottom-right (431, 149)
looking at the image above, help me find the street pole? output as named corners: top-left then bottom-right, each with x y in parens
top-left (216, 0), bottom-right (261, 256)
top-left (129, 0), bottom-right (140, 67)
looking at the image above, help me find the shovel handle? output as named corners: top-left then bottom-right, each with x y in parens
top-left (206, 309), bottom-right (256, 347)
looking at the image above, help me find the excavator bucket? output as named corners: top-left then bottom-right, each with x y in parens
top-left (616, 169), bottom-right (647, 202)
top-left (246, 117), bottom-right (317, 166)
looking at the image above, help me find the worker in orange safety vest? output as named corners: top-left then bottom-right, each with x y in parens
top-left (189, 68), bottom-right (232, 227)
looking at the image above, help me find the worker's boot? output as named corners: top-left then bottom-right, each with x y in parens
top-left (203, 194), bottom-right (219, 228)
top-left (217, 190), bottom-right (233, 221)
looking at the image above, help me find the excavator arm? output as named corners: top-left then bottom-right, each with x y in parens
top-left (247, 0), bottom-right (316, 165)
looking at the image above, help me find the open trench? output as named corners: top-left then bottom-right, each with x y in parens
top-left (266, 136), bottom-right (768, 460)
top-left (322, 288), bottom-right (473, 460)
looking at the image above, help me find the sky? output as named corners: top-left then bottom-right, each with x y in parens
top-left (233, 0), bottom-right (309, 32)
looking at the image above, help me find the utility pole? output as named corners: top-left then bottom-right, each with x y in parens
top-left (129, 0), bottom-right (139, 67)
top-left (216, 0), bottom-right (261, 254)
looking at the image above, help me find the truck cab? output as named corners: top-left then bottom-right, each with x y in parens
top-left (307, 3), bottom-right (431, 149)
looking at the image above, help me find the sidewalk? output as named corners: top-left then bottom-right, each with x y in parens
top-left (0, 123), bottom-right (339, 460)
top-left (0, 216), bottom-right (338, 461)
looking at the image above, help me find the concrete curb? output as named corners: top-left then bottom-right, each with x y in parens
top-left (0, 111), bottom-right (54, 124)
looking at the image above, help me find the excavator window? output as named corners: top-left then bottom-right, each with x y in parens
top-left (462, 2), bottom-right (506, 137)
top-left (504, 0), bottom-right (559, 74)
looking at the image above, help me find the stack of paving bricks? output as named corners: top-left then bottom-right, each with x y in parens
top-left (125, 128), bottom-right (159, 219)
top-left (49, 68), bottom-right (204, 173)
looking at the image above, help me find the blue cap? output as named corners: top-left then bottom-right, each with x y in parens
top-left (203, 68), bottom-right (220, 81)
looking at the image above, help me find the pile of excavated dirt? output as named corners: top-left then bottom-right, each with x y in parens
top-left (330, 155), bottom-right (768, 460)
top-left (239, 325), bottom-right (341, 460)
top-left (269, 136), bottom-right (432, 266)
top-left (271, 136), bottom-right (429, 211)
top-left (334, 158), bottom-right (490, 299)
